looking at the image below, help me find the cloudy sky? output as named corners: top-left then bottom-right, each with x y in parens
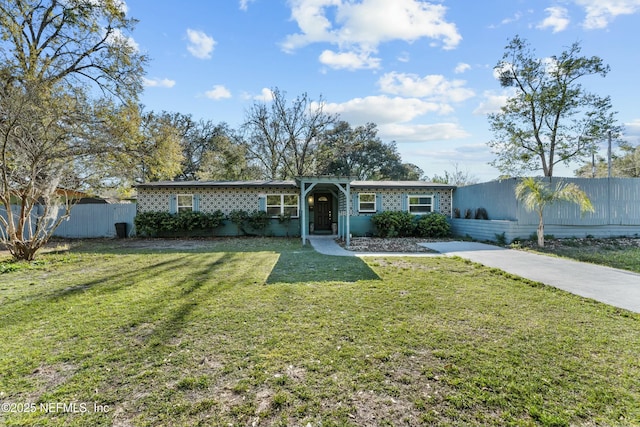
top-left (125, 0), bottom-right (640, 181)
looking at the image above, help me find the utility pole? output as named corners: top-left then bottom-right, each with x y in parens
top-left (607, 130), bottom-right (612, 178)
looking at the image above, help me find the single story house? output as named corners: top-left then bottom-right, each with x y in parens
top-left (136, 177), bottom-right (455, 246)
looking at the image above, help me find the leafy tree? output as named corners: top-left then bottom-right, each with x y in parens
top-left (317, 121), bottom-right (417, 180)
top-left (105, 109), bottom-right (184, 189)
top-left (0, 0), bottom-right (146, 260)
top-left (170, 117), bottom-right (240, 181)
top-left (488, 36), bottom-right (620, 177)
top-left (430, 163), bottom-right (478, 186)
top-left (515, 177), bottom-right (594, 247)
top-left (243, 88), bottom-right (336, 179)
top-left (575, 142), bottom-right (640, 178)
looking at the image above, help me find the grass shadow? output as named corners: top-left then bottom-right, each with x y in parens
top-left (266, 248), bottom-right (380, 284)
top-left (61, 237), bottom-right (381, 284)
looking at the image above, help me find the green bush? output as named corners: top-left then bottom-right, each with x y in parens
top-left (371, 211), bottom-right (415, 237)
top-left (228, 210), bottom-right (271, 236)
top-left (415, 213), bottom-right (451, 238)
top-left (246, 210), bottom-right (270, 235)
top-left (371, 211), bottom-right (451, 238)
top-left (134, 210), bottom-right (225, 236)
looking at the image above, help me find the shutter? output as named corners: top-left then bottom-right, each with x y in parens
top-left (376, 193), bottom-right (383, 212)
top-left (194, 195), bottom-right (200, 212)
top-left (401, 193), bottom-right (408, 211)
top-left (352, 193), bottom-right (358, 216)
top-left (258, 195), bottom-right (267, 212)
top-left (433, 194), bottom-right (439, 213)
top-left (169, 195), bottom-right (177, 214)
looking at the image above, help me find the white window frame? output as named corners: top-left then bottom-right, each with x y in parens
top-left (266, 194), bottom-right (299, 218)
top-left (177, 194), bottom-right (194, 213)
top-left (358, 193), bottom-right (376, 213)
top-left (407, 194), bottom-right (433, 215)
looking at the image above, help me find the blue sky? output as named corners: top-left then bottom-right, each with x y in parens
top-left (123, 0), bottom-right (640, 181)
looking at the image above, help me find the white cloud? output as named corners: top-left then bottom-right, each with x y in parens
top-left (319, 95), bottom-right (450, 125)
top-left (186, 29), bottom-right (216, 59)
top-left (537, 6), bottom-right (570, 32)
top-left (143, 77), bottom-right (176, 88)
top-left (624, 118), bottom-right (640, 141)
top-left (378, 122), bottom-right (471, 142)
top-left (397, 51), bottom-right (411, 63)
top-left (319, 49), bottom-right (380, 70)
top-left (116, 0), bottom-right (128, 14)
top-left (204, 85), bottom-right (232, 100)
top-left (254, 88), bottom-right (275, 101)
top-left (473, 90), bottom-right (511, 115)
top-left (239, 0), bottom-right (255, 10)
top-left (282, 0), bottom-right (461, 69)
top-left (106, 28), bottom-right (139, 52)
top-left (378, 72), bottom-right (475, 104)
top-left (575, 0), bottom-right (640, 29)
top-left (454, 62), bottom-right (471, 74)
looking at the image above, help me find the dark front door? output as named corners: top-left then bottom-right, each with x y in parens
top-left (314, 194), bottom-right (332, 231)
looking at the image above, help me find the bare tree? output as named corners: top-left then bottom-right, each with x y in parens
top-left (243, 88), bottom-right (336, 179)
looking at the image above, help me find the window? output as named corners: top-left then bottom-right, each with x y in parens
top-left (177, 194), bottom-right (193, 213)
top-left (266, 194), bottom-right (299, 217)
top-left (358, 193), bottom-right (376, 213)
top-left (408, 195), bottom-right (432, 214)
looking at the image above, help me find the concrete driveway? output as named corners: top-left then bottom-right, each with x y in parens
top-left (421, 242), bottom-right (640, 314)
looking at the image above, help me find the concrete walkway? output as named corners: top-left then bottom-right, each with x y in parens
top-left (307, 236), bottom-right (640, 313)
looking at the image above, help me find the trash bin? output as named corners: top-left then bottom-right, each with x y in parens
top-left (115, 222), bottom-right (127, 238)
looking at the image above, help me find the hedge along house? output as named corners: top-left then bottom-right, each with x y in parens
top-left (135, 177), bottom-right (455, 246)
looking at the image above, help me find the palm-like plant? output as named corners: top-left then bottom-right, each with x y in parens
top-left (515, 177), bottom-right (595, 247)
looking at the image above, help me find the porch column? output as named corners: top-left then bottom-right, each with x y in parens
top-left (345, 182), bottom-right (351, 248)
top-left (334, 182), bottom-right (351, 248)
top-left (300, 181), bottom-right (317, 245)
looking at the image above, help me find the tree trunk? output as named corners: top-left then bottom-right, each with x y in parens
top-left (537, 216), bottom-right (545, 247)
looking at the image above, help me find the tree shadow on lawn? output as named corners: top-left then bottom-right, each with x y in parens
top-left (266, 249), bottom-right (380, 284)
top-left (67, 237), bottom-right (380, 284)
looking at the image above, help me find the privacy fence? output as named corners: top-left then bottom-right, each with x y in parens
top-left (1, 203), bottom-right (136, 239)
top-left (451, 178), bottom-right (640, 242)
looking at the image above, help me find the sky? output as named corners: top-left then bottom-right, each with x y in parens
top-left (122, 0), bottom-right (640, 181)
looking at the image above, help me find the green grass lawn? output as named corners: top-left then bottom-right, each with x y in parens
top-left (1, 238), bottom-right (639, 426)
top-left (519, 237), bottom-right (640, 273)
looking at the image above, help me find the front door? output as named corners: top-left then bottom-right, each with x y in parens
top-left (314, 194), bottom-right (332, 231)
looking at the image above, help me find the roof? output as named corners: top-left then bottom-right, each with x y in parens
top-left (135, 180), bottom-right (297, 189)
top-left (351, 181), bottom-right (456, 189)
top-left (136, 179), bottom-right (455, 190)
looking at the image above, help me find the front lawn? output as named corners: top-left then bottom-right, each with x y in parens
top-left (518, 237), bottom-right (640, 273)
top-left (1, 238), bottom-right (639, 426)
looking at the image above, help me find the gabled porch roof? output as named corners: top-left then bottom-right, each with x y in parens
top-left (296, 177), bottom-right (356, 247)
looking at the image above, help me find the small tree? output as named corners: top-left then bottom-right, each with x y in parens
top-left (488, 36), bottom-right (620, 177)
top-left (515, 177), bottom-right (594, 247)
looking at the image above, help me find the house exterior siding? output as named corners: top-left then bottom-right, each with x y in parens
top-left (137, 186), bottom-right (299, 216)
top-left (136, 179), bottom-right (455, 238)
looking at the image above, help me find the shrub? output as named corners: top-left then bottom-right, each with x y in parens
top-left (228, 210), bottom-right (271, 236)
top-left (228, 210), bottom-right (249, 236)
top-left (475, 207), bottom-right (489, 220)
top-left (371, 211), bottom-right (415, 237)
top-left (246, 210), bottom-right (270, 235)
top-left (415, 213), bottom-right (451, 238)
top-left (134, 210), bottom-right (225, 236)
